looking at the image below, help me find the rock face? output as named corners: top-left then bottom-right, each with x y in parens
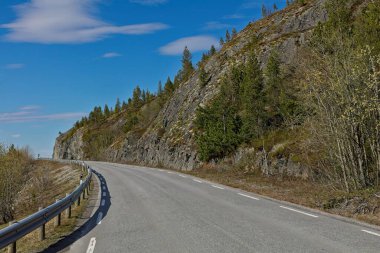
top-left (53, 0), bottom-right (327, 171)
top-left (53, 130), bottom-right (84, 160)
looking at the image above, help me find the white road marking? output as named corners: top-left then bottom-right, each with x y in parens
top-left (159, 169), bottom-right (164, 172)
top-left (103, 192), bottom-right (106, 197)
top-left (178, 175), bottom-right (187, 178)
top-left (97, 212), bottom-right (103, 224)
top-left (362, 230), bottom-right (380, 237)
top-left (193, 179), bottom-right (203, 183)
top-left (86, 237), bottom-right (96, 253)
top-left (211, 185), bottom-right (225, 190)
top-left (101, 199), bottom-right (105, 206)
top-left (102, 186), bottom-right (106, 190)
top-left (167, 171), bottom-right (174, 174)
top-left (238, 193), bottom-right (260, 200)
top-left (280, 206), bottom-right (318, 218)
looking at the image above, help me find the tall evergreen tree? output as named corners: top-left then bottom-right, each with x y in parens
top-left (225, 30), bottom-right (231, 42)
top-left (181, 46), bottom-right (194, 80)
top-left (219, 37), bottom-right (225, 47)
top-left (132, 86), bottom-right (142, 108)
top-left (231, 28), bottom-right (237, 39)
top-left (115, 98), bottom-right (121, 113)
top-left (164, 77), bottom-right (174, 94)
top-left (210, 45), bottom-right (216, 55)
top-left (157, 81), bottom-right (163, 96)
top-left (104, 104), bottom-right (110, 117)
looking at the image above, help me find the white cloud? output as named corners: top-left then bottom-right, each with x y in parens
top-left (203, 21), bottom-right (231, 31)
top-left (159, 35), bottom-right (218, 56)
top-left (130, 0), bottom-right (168, 6)
top-left (223, 14), bottom-right (245, 20)
top-left (0, 107), bottom-right (86, 123)
top-left (19, 105), bottom-right (41, 111)
top-left (102, 52), bottom-right (122, 58)
top-left (11, 134), bottom-right (21, 138)
top-left (1, 0), bottom-right (168, 44)
top-left (5, 63), bottom-right (25, 69)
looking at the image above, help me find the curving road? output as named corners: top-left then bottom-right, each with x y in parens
top-left (61, 161), bottom-right (380, 253)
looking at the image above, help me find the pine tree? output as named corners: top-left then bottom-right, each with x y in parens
top-left (142, 90), bottom-right (146, 103)
top-left (261, 4), bottom-right (267, 17)
top-left (225, 30), bottom-right (231, 42)
top-left (231, 28), bottom-right (237, 39)
top-left (115, 98), bottom-right (121, 113)
top-left (164, 77), bottom-right (174, 94)
top-left (210, 45), bottom-right (216, 55)
top-left (181, 46), bottom-right (194, 81)
top-left (273, 3), bottom-right (278, 11)
top-left (219, 37), bottom-right (224, 47)
top-left (199, 66), bottom-right (208, 87)
top-left (241, 52), bottom-right (265, 140)
top-left (132, 86), bottom-right (142, 108)
top-left (104, 104), bottom-right (110, 117)
top-left (157, 81), bottom-right (163, 96)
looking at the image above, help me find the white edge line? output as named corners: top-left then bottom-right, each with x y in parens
top-left (193, 179), bottom-right (203, 183)
top-left (211, 185), bottom-right (225, 190)
top-left (86, 237), bottom-right (96, 253)
top-left (362, 229), bottom-right (380, 237)
top-left (280, 206), bottom-right (318, 218)
top-left (238, 193), bottom-right (259, 200)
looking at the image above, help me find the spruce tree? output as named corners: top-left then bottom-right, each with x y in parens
top-left (104, 104), bottom-right (110, 117)
top-left (210, 45), bottom-right (216, 55)
top-left (231, 28), bottom-right (237, 39)
top-left (115, 98), bottom-right (121, 113)
top-left (132, 86), bottom-right (142, 108)
top-left (225, 30), bottom-right (231, 42)
top-left (157, 81), bottom-right (163, 96)
top-left (181, 46), bottom-right (194, 80)
top-left (164, 77), bottom-right (174, 94)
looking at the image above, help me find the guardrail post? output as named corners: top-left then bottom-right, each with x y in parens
top-left (7, 221), bottom-right (16, 253)
top-left (77, 193), bottom-right (81, 206)
top-left (39, 207), bottom-right (45, 241)
top-left (66, 193), bottom-right (72, 218)
top-left (55, 200), bottom-right (61, 227)
top-left (82, 187), bottom-right (86, 199)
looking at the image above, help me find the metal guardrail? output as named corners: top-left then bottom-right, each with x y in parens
top-left (0, 160), bottom-right (92, 251)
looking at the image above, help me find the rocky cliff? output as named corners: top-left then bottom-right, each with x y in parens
top-left (54, 0), bottom-right (327, 170)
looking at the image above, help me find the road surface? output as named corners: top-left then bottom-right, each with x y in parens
top-left (57, 161), bottom-right (380, 252)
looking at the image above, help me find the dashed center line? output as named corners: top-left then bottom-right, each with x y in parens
top-left (362, 230), bottom-right (380, 237)
top-left (238, 193), bottom-right (259, 200)
top-left (193, 179), bottom-right (203, 183)
top-left (280, 206), bottom-right (318, 218)
top-left (101, 199), bottom-right (105, 206)
top-left (167, 171), bottom-right (174, 174)
top-left (86, 237), bottom-right (96, 253)
top-left (102, 192), bottom-right (106, 197)
top-left (178, 175), bottom-right (187, 178)
top-left (211, 185), bottom-right (225, 190)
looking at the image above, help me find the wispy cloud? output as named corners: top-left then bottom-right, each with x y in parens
top-left (19, 105), bottom-right (41, 111)
top-left (223, 14), bottom-right (246, 20)
top-left (102, 52), bottom-right (122, 58)
top-left (1, 0), bottom-right (168, 44)
top-left (159, 35), bottom-right (218, 56)
top-left (11, 134), bottom-right (21, 138)
top-left (203, 21), bottom-right (231, 31)
top-left (130, 0), bottom-right (168, 6)
top-left (5, 63), bottom-right (25, 69)
top-left (0, 106), bottom-right (86, 123)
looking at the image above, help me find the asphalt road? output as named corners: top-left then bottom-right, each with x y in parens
top-left (62, 161), bottom-right (380, 253)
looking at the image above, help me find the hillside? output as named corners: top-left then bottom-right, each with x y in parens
top-left (54, 0), bottom-right (327, 169)
top-left (54, 0), bottom-right (379, 191)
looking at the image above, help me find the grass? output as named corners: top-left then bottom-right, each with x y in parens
top-left (1, 161), bottom-right (94, 253)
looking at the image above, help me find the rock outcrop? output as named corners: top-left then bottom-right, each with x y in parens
top-left (54, 0), bottom-right (327, 171)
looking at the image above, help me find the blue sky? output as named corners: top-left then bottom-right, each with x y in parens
top-left (0, 0), bottom-right (286, 157)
